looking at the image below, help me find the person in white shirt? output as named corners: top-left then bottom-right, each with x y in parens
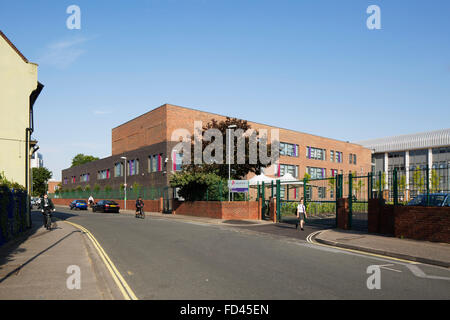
top-left (88, 195), bottom-right (94, 207)
top-left (296, 198), bottom-right (308, 231)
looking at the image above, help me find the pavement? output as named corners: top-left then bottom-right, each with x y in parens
top-left (313, 229), bottom-right (450, 268)
top-left (0, 212), bottom-right (123, 300)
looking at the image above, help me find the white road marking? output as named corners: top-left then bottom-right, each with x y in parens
top-left (406, 265), bottom-right (450, 281)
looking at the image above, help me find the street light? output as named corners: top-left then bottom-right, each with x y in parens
top-left (120, 156), bottom-right (127, 210)
top-left (228, 125), bottom-right (237, 201)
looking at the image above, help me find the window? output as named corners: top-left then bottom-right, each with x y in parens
top-left (318, 187), bottom-right (326, 199)
top-left (349, 154), bottom-right (353, 164)
top-left (64, 178), bottom-right (68, 185)
top-left (280, 142), bottom-right (299, 157)
top-left (115, 162), bottom-right (123, 177)
top-left (353, 154), bottom-right (357, 165)
top-left (307, 147), bottom-right (326, 160)
top-left (307, 167), bottom-right (326, 179)
top-left (330, 150), bottom-right (334, 162)
top-left (80, 173), bottom-right (90, 182)
top-left (72, 176), bottom-right (76, 183)
top-left (128, 159), bottom-right (139, 176)
top-left (150, 154), bottom-right (163, 172)
top-left (279, 164), bottom-right (299, 178)
top-left (98, 169), bottom-right (110, 180)
top-left (280, 186), bottom-right (286, 199)
top-left (331, 169), bottom-right (338, 177)
top-left (335, 151), bottom-right (342, 163)
top-left (172, 152), bottom-right (183, 171)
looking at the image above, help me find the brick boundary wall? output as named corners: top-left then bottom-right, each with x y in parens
top-left (394, 206), bottom-right (450, 243)
top-left (52, 198), bottom-right (162, 213)
top-left (368, 199), bottom-right (450, 243)
top-left (172, 200), bottom-right (260, 220)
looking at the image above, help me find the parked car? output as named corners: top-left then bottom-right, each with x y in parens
top-left (69, 200), bottom-right (88, 210)
top-left (407, 193), bottom-right (450, 207)
top-left (30, 197), bottom-right (37, 208)
top-left (92, 200), bottom-right (120, 213)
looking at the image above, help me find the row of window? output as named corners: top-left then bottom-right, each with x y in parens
top-left (64, 153), bottom-right (184, 184)
top-left (307, 147), bottom-right (326, 160)
top-left (330, 150), bottom-right (343, 163)
top-left (280, 143), bottom-right (357, 166)
top-left (280, 143), bottom-right (299, 157)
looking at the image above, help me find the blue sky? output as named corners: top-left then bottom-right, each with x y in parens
top-left (1, 0), bottom-right (449, 180)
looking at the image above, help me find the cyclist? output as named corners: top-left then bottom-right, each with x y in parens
top-left (39, 194), bottom-right (56, 229)
top-left (135, 197), bottom-right (144, 218)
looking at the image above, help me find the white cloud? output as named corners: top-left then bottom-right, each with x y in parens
top-left (93, 110), bottom-right (112, 115)
top-left (38, 36), bottom-right (94, 69)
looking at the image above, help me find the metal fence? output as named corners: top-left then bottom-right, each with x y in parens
top-left (51, 187), bottom-right (165, 201)
top-left (0, 187), bottom-right (29, 247)
top-left (385, 166), bottom-right (450, 205)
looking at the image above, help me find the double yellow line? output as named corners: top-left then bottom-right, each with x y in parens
top-left (65, 221), bottom-right (139, 300)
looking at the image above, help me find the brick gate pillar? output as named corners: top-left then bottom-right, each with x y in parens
top-left (336, 198), bottom-right (350, 230)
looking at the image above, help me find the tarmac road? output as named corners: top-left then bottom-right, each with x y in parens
top-left (51, 207), bottom-right (450, 300)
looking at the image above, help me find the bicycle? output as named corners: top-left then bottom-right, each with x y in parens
top-left (43, 210), bottom-right (53, 230)
top-left (135, 207), bottom-right (145, 219)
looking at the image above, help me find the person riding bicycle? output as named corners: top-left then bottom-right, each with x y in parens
top-left (135, 197), bottom-right (144, 216)
top-left (39, 194), bottom-right (55, 228)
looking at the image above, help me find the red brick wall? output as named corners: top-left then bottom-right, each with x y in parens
top-left (172, 200), bottom-right (259, 220)
top-left (394, 206), bottom-right (450, 243)
top-left (368, 200), bottom-right (450, 243)
top-left (52, 198), bottom-right (162, 213)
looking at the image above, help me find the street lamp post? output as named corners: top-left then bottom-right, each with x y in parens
top-left (121, 156), bottom-right (127, 210)
top-left (228, 125), bottom-right (237, 202)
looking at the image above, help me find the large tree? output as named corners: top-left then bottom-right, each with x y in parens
top-left (32, 167), bottom-right (53, 197)
top-left (71, 154), bottom-right (99, 167)
top-left (180, 117), bottom-right (277, 180)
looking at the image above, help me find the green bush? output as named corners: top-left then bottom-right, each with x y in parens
top-left (0, 173), bottom-right (28, 245)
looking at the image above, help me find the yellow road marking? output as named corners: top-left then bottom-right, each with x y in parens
top-left (306, 230), bottom-right (419, 265)
top-left (64, 221), bottom-right (139, 300)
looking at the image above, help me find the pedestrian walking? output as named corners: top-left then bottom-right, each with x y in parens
top-left (296, 198), bottom-right (308, 231)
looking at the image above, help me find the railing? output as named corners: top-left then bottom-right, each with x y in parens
top-left (0, 187), bottom-right (29, 247)
top-left (52, 187), bottom-right (165, 201)
top-left (386, 166), bottom-right (450, 206)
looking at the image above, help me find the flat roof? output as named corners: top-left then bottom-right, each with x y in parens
top-left (356, 128), bottom-right (450, 153)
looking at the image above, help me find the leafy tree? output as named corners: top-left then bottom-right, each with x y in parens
top-left (84, 185), bottom-right (91, 193)
top-left (431, 169), bottom-right (440, 193)
top-left (412, 166), bottom-right (424, 193)
top-left (71, 154), bottom-right (99, 167)
top-left (170, 171), bottom-right (228, 201)
top-left (32, 167), bottom-right (53, 196)
top-left (328, 176), bottom-right (336, 198)
top-left (181, 117), bottom-right (276, 180)
top-left (374, 172), bottom-right (387, 191)
top-left (93, 184), bottom-right (101, 193)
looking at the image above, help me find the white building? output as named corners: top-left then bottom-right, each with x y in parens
top-left (357, 128), bottom-right (450, 197)
top-left (30, 152), bottom-right (43, 168)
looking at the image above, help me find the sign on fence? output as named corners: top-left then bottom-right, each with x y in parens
top-left (228, 180), bottom-right (249, 193)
